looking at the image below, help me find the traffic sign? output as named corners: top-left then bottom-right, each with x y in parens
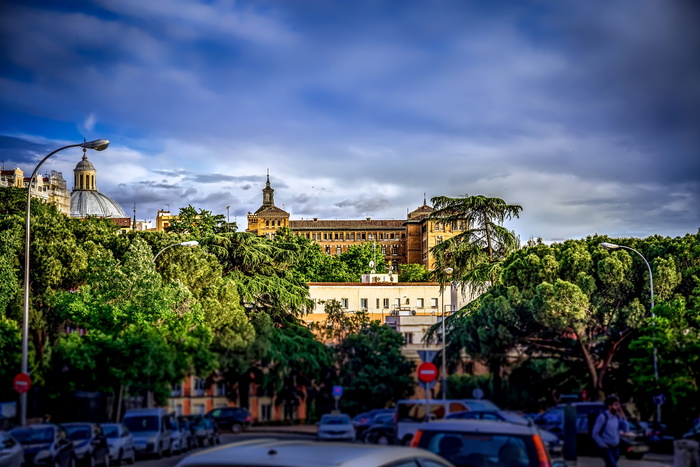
top-left (332, 385), bottom-right (343, 398)
top-left (417, 362), bottom-right (438, 383)
top-left (14, 373), bottom-right (31, 394)
top-left (653, 394), bottom-right (666, 406)
top-left (472, 388), bottom-right (484, 400)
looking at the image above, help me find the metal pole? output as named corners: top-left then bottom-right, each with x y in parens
top-left (600, 243), bottom-right (660, 422)
top-left (441, 268), bottom-right (453, 400)
top-left (22, 143), bottom-right (86, 425)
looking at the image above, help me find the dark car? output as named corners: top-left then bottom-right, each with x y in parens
top-left (10, 424), bottom-right (75, 467)
top-left (361, 413), bottom-right (395, 445)
top-left (352, 408), bottom-right (395, 440)
top-left (205, 407), bottom-right (251, 434)
top-left (61, 423), bottom-right (109, 467)
top-left (534, 402), bottom-right (649, 459)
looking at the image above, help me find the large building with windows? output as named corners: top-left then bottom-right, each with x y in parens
top-left (247, 175), bottom-right (466, 270)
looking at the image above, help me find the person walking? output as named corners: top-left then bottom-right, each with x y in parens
top-left (592, 395), bottom-right (630, 467)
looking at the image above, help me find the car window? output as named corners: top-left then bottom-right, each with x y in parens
top-left (124, 415), bottom-right (159, 432)
top-left (103, 425), bottom-right (118, 438)
top-left (398, 403), bottom-right (447, 422)
top-left (11, 426), bottom-right (55, 444)
top-left (65, 426), bottom-right (92, 441)
top-left (321, 415), bottom-right (351, 425)
top-left (540, 408), bottom-right (563, 424)
top-left (417, 430), bottom-right (538, 467)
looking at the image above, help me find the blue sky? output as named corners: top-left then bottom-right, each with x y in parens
top-left (1, 0), bottom-right (698, 243)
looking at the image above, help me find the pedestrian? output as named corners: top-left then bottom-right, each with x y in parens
top-left (592, 395), bottom-right (629, 467)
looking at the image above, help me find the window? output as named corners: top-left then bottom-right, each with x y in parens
top-left (360, 298), bottom-right (368, 309)
top-left (376, 298), bottom-right (380, 308)
top-left (383, 298), bottom-right (390, 308)
top-left (431, 298), bottom-right (438, 308)
top-left (417, 298), bottom-right (424, 308)
top-left (323, 233), bottom-right (328, 240)
top-left (394, 298), bottom-right (401, 308)
top-left (392, 245), bottom-right (398, 255)
top-left (381, 245), bottom-right (387, 255)
top-left (325, 246), bottom-right (331, 254)
top-left (341, 298), bottom-right (349, 309)
top-left (362, 233), bottom-right (366, 240)
top-left (336, 245), bottom-right (342, 254)
top-left (404, 333), bottom-right (414, 344)
top-left (405, 298), bottom-right (410, 305)
top-left (194, 378), bottom-right (206, 396)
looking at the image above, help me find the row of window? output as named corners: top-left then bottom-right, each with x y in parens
top-left (333, 297), bottom-right (440, 309)
top-left (301, 232), bottom-right (405, 241)
top-left (324, 244), bottom-right (400, 256)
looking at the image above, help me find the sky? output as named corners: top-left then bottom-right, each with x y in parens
top-left (1, 0), bottom-right (698, 243)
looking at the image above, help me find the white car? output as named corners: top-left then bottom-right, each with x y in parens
top-left (317, 414), bottom-right (356, 442)
top-left (175, 439), bottom-right (455, 467)
top-left (101, 423), bottom-right (135, 466)
top-left (0, 430), bottom-right (24, 467)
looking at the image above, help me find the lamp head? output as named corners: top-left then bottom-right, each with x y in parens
top-left (180, 241), bottom-right (199, 247)
top-left (600, 242), bottom-right (619, 250)
top-left (81, 139), bottom-right (110, 151)
top-left (444, 267), bottom-right (454, 274)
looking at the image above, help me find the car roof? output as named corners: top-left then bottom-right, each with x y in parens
top-left (418, 419), bottom-right (539, 435)
top-left (176, 439), bottom-right (451, 467)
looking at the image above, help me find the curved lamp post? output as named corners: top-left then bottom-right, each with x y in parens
top-left (152, 241), bottom-right (199, 262)
top-left (21, 139), bottom-right (110, 426)
top-left (600, 242), bottom-right (660, 422)
top-left (441, 267), bottom-right (453, 400)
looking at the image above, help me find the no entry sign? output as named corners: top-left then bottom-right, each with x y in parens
top-left (417, 362), bottom-right (438, 383)
top-left (14, 373), bottom-right (31, 394)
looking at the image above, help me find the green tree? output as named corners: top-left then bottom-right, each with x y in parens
top-left (398, 263), bottom-right (431, 282)
top-left (165, 205), bottom-right (226, 237)
top-left (336, 322), bottom-right (415, 414)
top-left (429, 194), bottom-right (522, 289)
top-left (338, 242), bottom-right (387, 280)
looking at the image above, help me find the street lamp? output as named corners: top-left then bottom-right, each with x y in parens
top-left (152, 241), bottom-right (199, 262)
top-left (441, 267), bottom-right (454, 400)
top-left (600, 242), bottom-right (660, 422)
top-left (21, 139), bottom-right (110, 425)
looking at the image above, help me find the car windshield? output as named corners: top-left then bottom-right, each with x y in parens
top-left (10, 427), bottom-right (54, 444)
top-left (417, 430), bottom-right (539, 467)
top-left (65, 426), bottom-right (92, 440)
top-left (102, 425), bottom-right (119, 438)
top-left (466, 400), bottom-right (500, 411)
top-left (321, 415), bottom-right (350, 425)
top-left (124, 416), bottom-right (159, 432)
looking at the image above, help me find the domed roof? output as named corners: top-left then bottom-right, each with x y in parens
top-left (74, 153), bottom-right (95, 171)
top-left (70, 191), bottom-right (126, 218)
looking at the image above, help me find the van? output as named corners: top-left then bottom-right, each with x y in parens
top-left (122, 408), bottom-right (172, 458)
top-left (395, 399), bottom-right (499, 445)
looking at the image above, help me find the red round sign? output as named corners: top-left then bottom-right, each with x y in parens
top-left (417, 362), bottom-right (438, 383)
top-left (14, 373), bottom-right (31, 394)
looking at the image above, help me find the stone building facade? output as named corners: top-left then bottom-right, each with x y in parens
top-left (1, 167), bottom-right (71, 215)
top-left (246, 175), bottom-right (465, 270)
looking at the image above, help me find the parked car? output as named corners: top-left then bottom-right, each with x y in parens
top-left (177, 420), bottom-right (197, 451)
top-left (533, 402), bottom-right (650, 459)
top-left (205, 407), bottom-right (251, 434)
top-left (122, 407), bottom-right (172, 458)
top-left (446, 410), bottom-right (563, 457)
top-left (317, 414), bottom-right (356, 442)
top-left (101, 423), bottom-right (135, 466)
top-left (169, 420), bottom-right (185, 455)
top-left (361, 414), bottom-right (395, 445)
top-left (175, 439), bottom-right (454, 467)
top-left (410, 419), bottom-right (559, 467)
top-left (0, 430), bottom-right (25, 467)
top-left (181, 416), bottom-right (216, 447)
top-left (62, 423), bottom-right (109, 467)
top-left (352, 409), bottom-right (395, 440)
top-left (395, 398), bottom-right (500, 445)
top-left (10, 424), bottom-right (75, 467)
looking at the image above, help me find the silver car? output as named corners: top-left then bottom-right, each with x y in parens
top-left (175, 439), bottom-right (455, 467)
top-left (101, 423), bottom-right (135, 466)
top-left (0, 430), bottom-right (24, 467)
top-left (317, 414), bottom-right (355, 442)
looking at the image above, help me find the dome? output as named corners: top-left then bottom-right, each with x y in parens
top-left (74, 153), bottom-right (95, 171)
top-left (70, 190), bottom-right (127, 218)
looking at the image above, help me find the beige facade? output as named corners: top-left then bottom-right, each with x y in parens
top-left (1, 167), bottom-right (71, 215)
top-left (306, 274), bottom-right (476, 362)
top-left (246, 177), bottom-right (465, 270)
